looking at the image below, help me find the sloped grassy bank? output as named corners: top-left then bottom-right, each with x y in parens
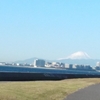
top-left (0, 78), bottom-right (100, 100)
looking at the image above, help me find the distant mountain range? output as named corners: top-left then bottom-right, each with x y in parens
top-left (58, 59), bottom-right (100, 67)
top-left (15, 57), bottom-right (38, 64)
top-left (15, 51), bottom-right (100, 67)
top-left (15, 58), bottom-right (99, 67)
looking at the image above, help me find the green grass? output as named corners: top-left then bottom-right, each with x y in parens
top-left (0, 78), bottom-right (100, 100)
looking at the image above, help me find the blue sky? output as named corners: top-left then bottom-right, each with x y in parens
top-left (0, 0), bottom-right (100, 61)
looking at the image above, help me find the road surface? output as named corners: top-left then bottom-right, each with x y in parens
top-left (64, 84), bottom-right (100, 100)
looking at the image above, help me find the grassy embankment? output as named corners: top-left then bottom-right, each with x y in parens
top-left (0, 78), bottom-right (100, 100)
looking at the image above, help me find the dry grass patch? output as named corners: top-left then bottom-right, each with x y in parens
top-left (0, 78), bottom-right (100, 100)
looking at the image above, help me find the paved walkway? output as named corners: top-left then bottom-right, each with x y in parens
top-left (64, 84), bottom-right (100, 100)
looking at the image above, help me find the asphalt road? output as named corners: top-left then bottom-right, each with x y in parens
top-left (64, 84), bottom-right (100, 100)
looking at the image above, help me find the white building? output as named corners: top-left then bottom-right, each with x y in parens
top-left (34, 59), bottom-right (45, 67)
top-left (95, 62), bottom-right (100, 70)
top-left (65, 64), bottom-right (73, 69)
top-left (96, 62), bottom-right (100, 67)
top-left (0, 62), bottom-right (6, 65)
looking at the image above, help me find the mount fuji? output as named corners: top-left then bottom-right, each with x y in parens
top-left (57, 51), bottom-right (99, 66)
top-left (58, 51), bottom-right (91, 60)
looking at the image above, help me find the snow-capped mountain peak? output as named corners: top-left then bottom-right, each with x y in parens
top-left (58, 51), bottom-right (91, 60)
